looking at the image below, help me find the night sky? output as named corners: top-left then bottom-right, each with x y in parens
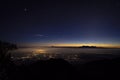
top-left (0, 0), bottom-right (120, 47)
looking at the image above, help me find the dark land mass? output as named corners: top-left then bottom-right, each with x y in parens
top-left (51, 46), bottom-right (112, 49)
top-left (0, 41), bottom-right (120, 80)
top-left (0, 57), bottom-right (119, 80)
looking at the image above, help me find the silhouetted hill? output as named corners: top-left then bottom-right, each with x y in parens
top-left (4, 57), bottom-right (120, 80)
top-left (76, 58), bottom-right (120, 80)
top-left (9, 59), bottom-right (76, 80)
top-left (79, 46), bottom-right (97, 48)
top-left (51, 45), bottom-right (105, 49)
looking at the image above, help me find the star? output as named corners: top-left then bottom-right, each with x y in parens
top-left (24, 8), bottom-right (27, 12)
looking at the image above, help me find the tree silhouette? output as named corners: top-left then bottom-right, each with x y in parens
top-left (0, 41), bottom-right (17, 80)
top-left (0, 40), bottom-right (17, 65)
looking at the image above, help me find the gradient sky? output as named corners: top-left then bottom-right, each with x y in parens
top-left (0, 0), bottom-right (120, 47)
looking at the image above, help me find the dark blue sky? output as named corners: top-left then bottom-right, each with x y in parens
top-left (0, 0), bottom-right (120, 46)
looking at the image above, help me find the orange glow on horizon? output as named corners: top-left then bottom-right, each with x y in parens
top-left (52, 43), bottom-right (120, 48)
top-left (19, 42), bottom-right (120, 48)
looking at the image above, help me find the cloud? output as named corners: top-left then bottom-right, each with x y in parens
top-left (34, 34), bottom-right (47, 37)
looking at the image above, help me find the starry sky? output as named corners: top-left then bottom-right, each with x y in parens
top-left (0, 0), bottom-right (120, 47)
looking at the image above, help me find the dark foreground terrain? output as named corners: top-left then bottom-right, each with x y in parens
top-left (0, 57), bottom-right (120, 80)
